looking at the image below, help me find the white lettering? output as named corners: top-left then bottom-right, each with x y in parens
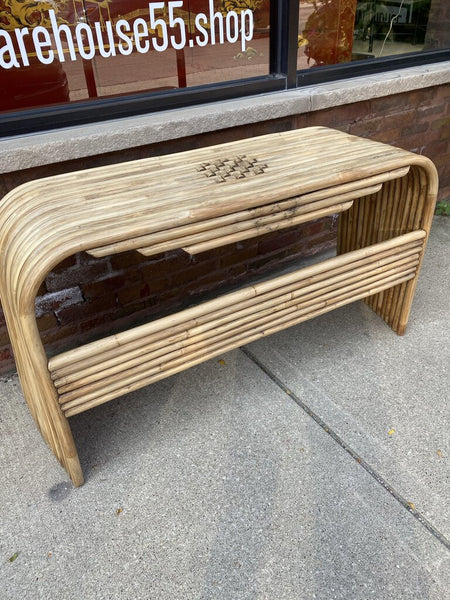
top-left (50, 9), bottom-right (76, 62)
top-left (0, 4), bottom-right (255, 70)
top-left (116, 19), bottom-right (133, 56)
top-left (75, 22), bottom-right (95, 60)
top-left (149, 2), bottom-right (168, 52)
top-left (94, 21), bottom-right (116, 58)
top-left (0, 31), bottom-right (20, 69)
top-left (241, 9), bottom-right (253, 51)
top-left (209, 0), bottom-right (224, 45)
top-left (133, 18), bottom-right (150, 53)
top-left (226, 12), bottom-right (239, 44)
top-left (32, 26), bottom-right (54, 65)
top-left (14, 28), bottom-right (30, 67)
top-left (195, 13), bottom-right (208, 47)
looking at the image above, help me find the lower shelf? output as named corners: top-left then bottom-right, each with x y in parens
top-left (48, 230), bottom-right (426, 417)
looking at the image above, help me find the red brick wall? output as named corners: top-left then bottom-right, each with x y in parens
top-left (0, 83), bottom-right (449, 373)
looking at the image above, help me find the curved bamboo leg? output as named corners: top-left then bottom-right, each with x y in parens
top-left (337, 162), bottom-right (438, 335)
top-left (1, 301), bottom-right (84, 486)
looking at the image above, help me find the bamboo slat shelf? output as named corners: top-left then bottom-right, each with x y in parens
top-left (0, 127), bottom-right (438, 486)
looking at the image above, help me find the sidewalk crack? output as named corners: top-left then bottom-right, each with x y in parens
top-left (241, 346), bottom-right (450, 551)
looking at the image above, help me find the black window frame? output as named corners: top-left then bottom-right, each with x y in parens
top-left (1, 0), bottom-right (449, 137)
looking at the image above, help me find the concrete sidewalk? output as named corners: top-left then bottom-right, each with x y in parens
top-left (1, 217), bottom-right (449, 600)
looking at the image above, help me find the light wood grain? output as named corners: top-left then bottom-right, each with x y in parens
top-left (52, 245), bottom-right (422, 391)
top-left (0, 127), bottom-right (438, 486)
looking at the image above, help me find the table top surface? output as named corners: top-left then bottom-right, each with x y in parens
top-left (0, 127), bottom-right (435, 301)
top-left (1, 127), bottom-right (419, 237)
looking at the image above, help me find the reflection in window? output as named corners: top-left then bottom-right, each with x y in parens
top-left (0, 0), bottom-right (270, 112)
top-left (298, 0), bottom-right (447, 69)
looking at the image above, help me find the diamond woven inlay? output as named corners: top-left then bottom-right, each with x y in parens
top-left (196, 155), bottom-right (268, 183)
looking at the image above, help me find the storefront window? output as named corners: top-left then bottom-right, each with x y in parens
top-left (298, 0), bottom-right (449, 69)
top-left (0, 0), bottom-right (448, 132)
top-left (0, 0), bottom-right (270, 112)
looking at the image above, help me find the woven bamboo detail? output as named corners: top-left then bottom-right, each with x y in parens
top-left (197, 155), bottom-right (268, 183)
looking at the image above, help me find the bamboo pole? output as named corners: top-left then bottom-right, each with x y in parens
top-left (52, 245), bottom-right (422, 390)
top-left (182, 201), bottom-right (355, 255)
top-left (58, 260), bottom-right (418, 405)
top-left (89, 169), bottom-right (408, 257)
top-left (49, 232), bottom-right (425, 374)
top-left (55, 254), bottom-right (420, 394)
top-left (51, 238), bottom-right (423, 382)
top-left (63, 271), bottom-right (417, 418)
top-left (138, 190), bottom-right (380, 257)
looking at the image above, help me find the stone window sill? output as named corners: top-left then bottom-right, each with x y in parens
top-left (1, 61), bottom-right (449, 175)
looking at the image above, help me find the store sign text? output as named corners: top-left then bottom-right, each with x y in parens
top-left (0, 1), bottom-right (254, 69)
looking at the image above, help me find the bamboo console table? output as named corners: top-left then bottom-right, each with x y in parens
top-left (0, 128), bottom-right (438, 486)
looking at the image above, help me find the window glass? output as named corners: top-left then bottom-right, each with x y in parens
top-left (298, 0), bottom-right (448, 69)
top-left (0, 0), bottom-right (270, 112)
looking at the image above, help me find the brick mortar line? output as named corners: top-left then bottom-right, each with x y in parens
top-left (241, 346), bottom-right (450, 550)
